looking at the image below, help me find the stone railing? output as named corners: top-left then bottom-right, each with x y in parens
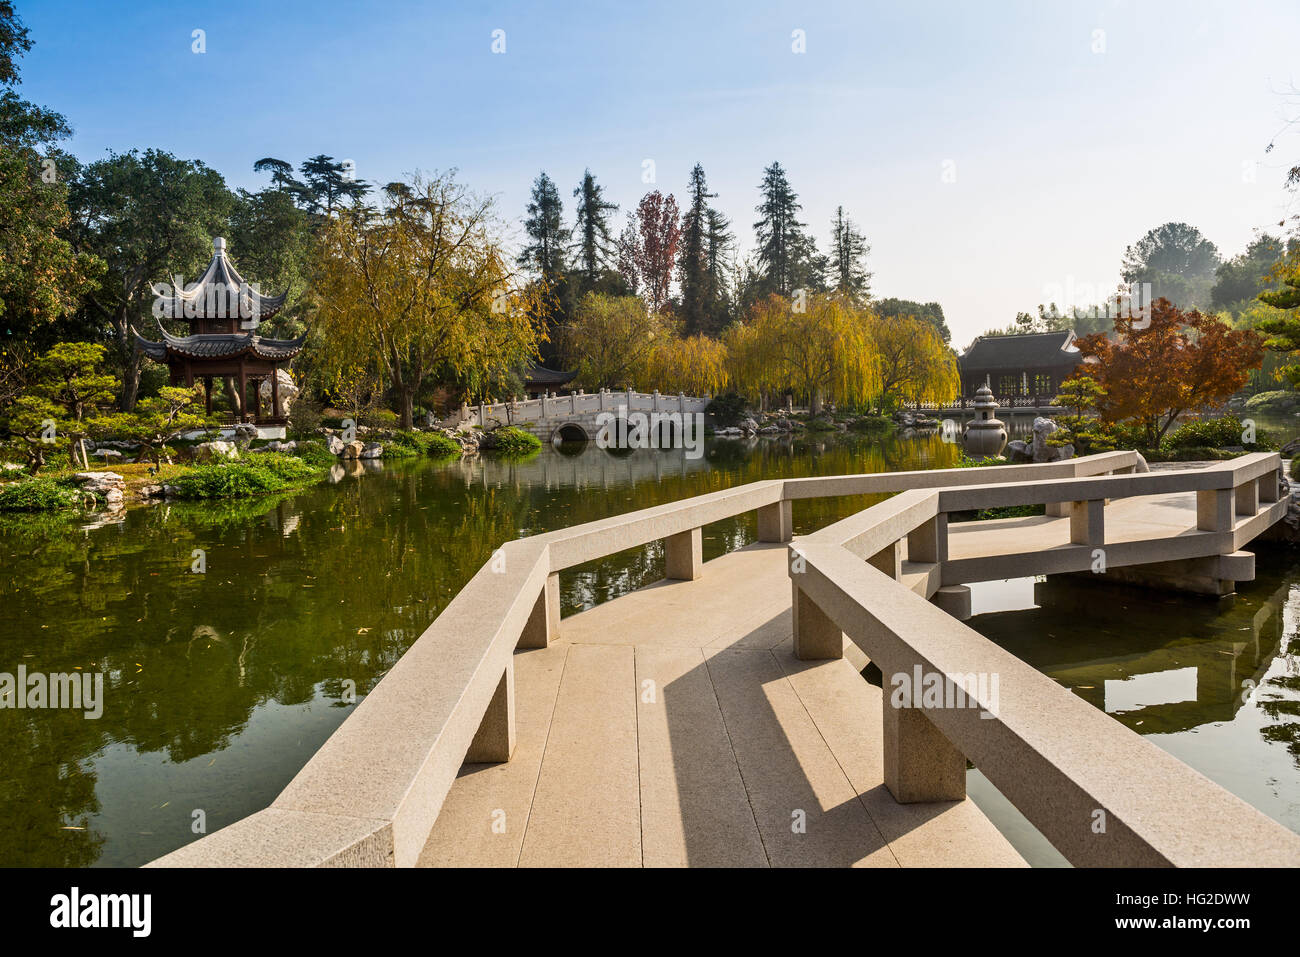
top-left (439, 388), bottom-right (712, 430)
top-left (788, 450), bottom-right (1295, 866)
top-left (148, 451), bottom-right (1298, 867)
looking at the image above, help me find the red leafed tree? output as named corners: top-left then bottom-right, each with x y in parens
top-left (1071, 298), bottom-right (1263, 446)
top-left (622, 191), bottom-right (680, 313)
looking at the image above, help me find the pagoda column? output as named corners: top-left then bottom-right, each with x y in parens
top-left (271, 370), bottom-right (281, 421)
top-left (238, 360), bottom-right (248, 423)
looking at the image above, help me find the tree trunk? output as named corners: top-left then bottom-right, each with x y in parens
top-left (400, 388), bottom-right (415, 431)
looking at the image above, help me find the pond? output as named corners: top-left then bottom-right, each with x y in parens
top-left (1, 419), bottom-right (1298, 867)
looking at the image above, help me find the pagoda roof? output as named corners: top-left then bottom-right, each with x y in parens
top-left (157, 237), bottom-right (289, 322)
top-left (959, 330), bottom-right (1081, 372)
top-left (524, 361), bottom-right (577, 387)
top-left (133, 323), bottom-right (307, 363)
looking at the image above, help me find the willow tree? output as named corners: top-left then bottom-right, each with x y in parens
top-left (868, 313), bottom-right (959, 407)
top-left (643, 333), bottom-right (730, 397)
top-left (736, 294), bottom-right (878, 414)
top-left (556, 292), bottom-right (662, 390)
top-left (313, 173), bottom-right (542, 428)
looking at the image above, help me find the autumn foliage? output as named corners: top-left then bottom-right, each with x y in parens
top-left (1070, 298), bottom-right (1263, 446)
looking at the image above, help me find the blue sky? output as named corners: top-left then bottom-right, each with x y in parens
top-left (17, 0), bottom-right (1300, 345)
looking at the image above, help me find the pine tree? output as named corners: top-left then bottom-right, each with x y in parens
top-left (519, 171), bottom-right (572, 357)
top-left (570, 169), bottom-right (618, 292)
top-left (677, 163), bottom-right (716, 335)
top-left (753, 162), bottom-right (814, 298)
top-left (703, 208), bottom-right (733, 332)
top-left (829, 205), bottom-right (871, 303)
top-left (519, 171), bottom-right (569, 279)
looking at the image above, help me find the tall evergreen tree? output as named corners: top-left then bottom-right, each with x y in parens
top-left (518, 171), bottom-right (569, 279)
top-left (753, 162), bottom-right (816, 298)
top-left (570, 169), bottom-right (617, 292)
top-left (703, 207), bottom-right (733, 332)
top-left (677, 163), bottom-right (717, 335)
top-left (829, 206), bottom-right (871, 303)
top-left (519, 171), bottom-right (571, 359)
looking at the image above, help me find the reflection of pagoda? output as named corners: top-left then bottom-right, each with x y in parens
top-left (134, 237), bottom-right (305, 426)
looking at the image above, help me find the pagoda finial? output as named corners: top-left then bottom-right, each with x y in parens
top-left (213, 236), bottom-right (226, 255)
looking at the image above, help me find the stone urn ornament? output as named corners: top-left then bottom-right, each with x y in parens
top-left (962, 385), bottom-right (1008, 458)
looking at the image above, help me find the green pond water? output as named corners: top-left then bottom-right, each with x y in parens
top-left (2, 421), bottom-right (1299, 867)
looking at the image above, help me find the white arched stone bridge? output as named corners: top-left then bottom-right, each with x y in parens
top-left (439, 389), bottom-right (712, 446)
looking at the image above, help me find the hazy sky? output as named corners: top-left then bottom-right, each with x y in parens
top-left (17, 0), bottom-right (1300, 347)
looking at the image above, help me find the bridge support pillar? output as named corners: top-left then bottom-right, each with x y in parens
top-left (466, 660), bottom-right (515, 763)
top-left (883, 694), bottom-right (966, 803)
top-left (1069, 499), bottom-right (1104, 546)
top-left (931, 584), bottom-right (971, 620)
top-left (792, 586), bottom-right (843, 660)
top-left (665, 527), bottom-right (703, 581)
top-left (757, 500), bottom-right (793, 542)
top-left (518, 573), bottom-right (561, 648)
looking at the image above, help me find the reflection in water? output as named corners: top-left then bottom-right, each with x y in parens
top-left (4, 420), bottom-right (1298, 867)
top-left (0, 430), bottom-right (958, 867)
top-left (964, 559), bottom-right (1300, 866)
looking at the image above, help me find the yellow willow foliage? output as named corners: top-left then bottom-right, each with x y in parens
top-left (311, 171), bottom-right (543, 416)
top-left (866, 313), bottom-right (960, 405)
top-left (729, 294), bottom-right (880, 412)
top-left (643, 334), bottom-right (730, 396)
top-left (557, 292), bottom-right (664, 390)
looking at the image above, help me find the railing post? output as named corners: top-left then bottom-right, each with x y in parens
top-left (1069, 499), bottom-right (1104, 546)
top-left (665, 527), bottom-right (703, 580)
top-left (465, 658), bottom-right (515, 763)
top-left (868, 540), bottom-right (902, 580)
top-left (1197, 488), bottom-right (1233, 532)
top-left (1260, 470), bottom-right (1281, 504)
top-left (757, 499), bottom-right (793, 542)
top-left (1236, 478), bottom-right (1260, 517)
top-left (518, 573), bottom-right (561, 648)
top-left (882, 689), bottom-right (966, 803)
top-left (792, 585), bottom-right (843, 660)
top-left (906, 514), bottom-right (947, 564)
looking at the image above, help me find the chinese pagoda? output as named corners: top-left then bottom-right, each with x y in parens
top-left (133, 237), bottom-right (305, 427)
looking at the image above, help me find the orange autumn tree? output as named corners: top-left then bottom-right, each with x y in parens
top-left (1071, 298), bottom-right (1263, 447)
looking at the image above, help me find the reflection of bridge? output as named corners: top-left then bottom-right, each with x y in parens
top-left (153, 451), bottom-right (1300, 868)
top-left (440, 389), bottom-right (711, 445)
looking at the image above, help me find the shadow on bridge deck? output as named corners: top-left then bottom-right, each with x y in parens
top-left (418, 542), bottom-right (1025, 867)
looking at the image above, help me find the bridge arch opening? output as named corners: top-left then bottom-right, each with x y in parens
top-left (551, 423), bottom-right (589, 451)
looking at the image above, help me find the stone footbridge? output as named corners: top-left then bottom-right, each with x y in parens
top-left (152, 451), bottom-right (1300, 868)
top-left (440, 389), bottom-right (711, 446)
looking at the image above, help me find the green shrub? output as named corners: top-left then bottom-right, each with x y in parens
top-left (171, 454), bottom-right (322, 500)
top-left (805, 417), bottom-right (837, 432)
top-left (0, 477), bottom-right (85, 511)
top-left (491, 426), bottom-right (541, 456)
top-left (1163, 416), bottom-right (1275, 453)
top-left (425, 432), bottom-right (462, 457)
top-left (848, 415), bottom-right (894, 434)
top-left (1244, 390), bottom-right (1300, 414)
top-left (292, 440), bottom-right (338, 469)
top-left (705, 392), bottom-right (748, 428)
top-left (383, 430), bottom-right (462, 459)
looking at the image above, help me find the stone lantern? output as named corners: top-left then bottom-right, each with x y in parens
top-left (963, 385), bottom-right (1008, 458)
